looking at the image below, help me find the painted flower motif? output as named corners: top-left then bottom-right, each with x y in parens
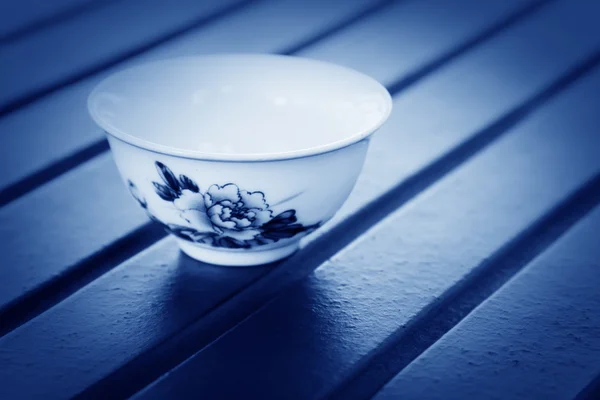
top-left (133, 161), bottom-right (321, 249)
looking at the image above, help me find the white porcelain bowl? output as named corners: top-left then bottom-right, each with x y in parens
top-left (88, 54), bottom-right (392, 266)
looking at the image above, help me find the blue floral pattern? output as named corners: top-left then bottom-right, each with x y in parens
top-left (127, 162), bottom-right (321, 249)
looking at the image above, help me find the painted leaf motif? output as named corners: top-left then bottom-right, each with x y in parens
top-left (156, 161), bottom-right (181, 194)
top-left (179, 174), bottom-right (199, 192)
top-left (153, 182), bottom-right (178, 202)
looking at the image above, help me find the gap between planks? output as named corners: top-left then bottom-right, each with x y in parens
top-left (0, 223), bottom-right (165, 337)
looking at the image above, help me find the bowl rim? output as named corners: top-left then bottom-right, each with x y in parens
top-left (88, 53), bottom-right (393, 162)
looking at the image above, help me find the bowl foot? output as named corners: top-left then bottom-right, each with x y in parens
top-left (176, 239), bottom-right (299, 266)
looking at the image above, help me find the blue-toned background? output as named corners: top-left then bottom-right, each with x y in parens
top-left (1, 0), bottom-right (599, 399)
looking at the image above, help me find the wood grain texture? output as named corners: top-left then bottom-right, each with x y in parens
top-left (135, 60), bottom-right (600, 400)
top-left (375, 205), bottom-right (600, 400)
top-left (0, 0), bottom-right (591, 398)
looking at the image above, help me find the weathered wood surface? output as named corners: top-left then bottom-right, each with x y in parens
top-left (375, 204), bottom-right (600, 400)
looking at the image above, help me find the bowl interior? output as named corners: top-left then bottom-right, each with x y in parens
top-left (88, 54), bottom-right (392, 159)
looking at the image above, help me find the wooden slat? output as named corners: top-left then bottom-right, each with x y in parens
top-left (0, 0), bottom-right (104, 42)
top-left (301, 0), bottom-right (526, 86)
top-left (0, 239), bottom-right (273, 398)
top-left (0, 153), bottom-right (150, 313)
top-left (134, 62), bottom-right (600, 400)
top-left (0, 0), bottom-right (541, 200)
top-left (0, 0), bottom-right (379, 315)
top-left (0, 1), bottom-right (591, 398)
top-left (0, 0), bottom-right (245, 113)
top-left (374, 205), bottom-right (600, 400)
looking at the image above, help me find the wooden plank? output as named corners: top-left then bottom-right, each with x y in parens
top-left (0, 0), bottom-right (379, 316)
top-left (301, 0), bottom-right (531, 86)
top-left (0, 238), bottom-right (273, 398)
top-left (374, 205), bottom-right (600, 400)
top-left (0, 0), bottom-right (104, 42)
top-left (0, 0), bottom-right (547, 398)
top-left (0, 153), bottom-right (150, 313)
top-left (0, 0), bottom-right (543, 199)
top-left (0, 0), bottom-right (245, 113)
top-left (0, 0), bottom-right (593, 398)
top-left (133, 62), bottom-right (600, 400)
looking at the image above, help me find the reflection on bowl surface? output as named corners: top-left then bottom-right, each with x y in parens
top-left (88, 54), bottom-right (392, 161)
